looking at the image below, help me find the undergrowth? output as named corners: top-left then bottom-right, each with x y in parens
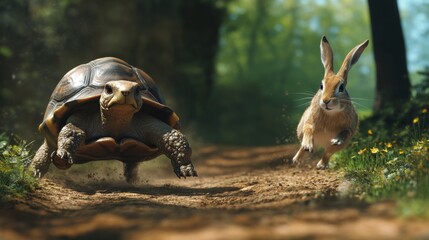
top-left (0, 133), bottom-right (37, 202)
top-left (333, 130), bottom-right (429, 218)
top-left (332, 71), bottom-right (429, 218)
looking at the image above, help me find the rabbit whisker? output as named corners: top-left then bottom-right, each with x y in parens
top-left (341, 99), bottom-right (370, 110)
top-left (349, 97), bottom-right (372, 101)
top-left (293, 92), bottom-right (316, 96)
top-left (295, 97), bottom-right (314, 102)
top-left (353, 102), bottom-right (371, 110)
top-left (296, 102), bottom-right (312, 108)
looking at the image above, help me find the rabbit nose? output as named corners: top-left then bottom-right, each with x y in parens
top-left (323, 99), bottom-right (331, 104)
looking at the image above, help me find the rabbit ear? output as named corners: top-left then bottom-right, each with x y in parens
top-left (320, 36), bottom-right (334, 76)
top-left (338, 39), bottom-right (369, 81)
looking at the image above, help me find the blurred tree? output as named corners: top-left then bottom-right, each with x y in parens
top-left (0, 0), bottom-right (57, 135)
top-left (0, 0), bottom-right (226, 140)
top-left (368, 0), bottom-right (411, 112)
top-left (0, 0), bottom-right (376, 145)
top-left (211, 0), bottom-right (373, 145)
top-left (172, 0), bottom-right (226, 119)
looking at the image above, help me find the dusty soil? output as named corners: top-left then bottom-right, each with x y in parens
top-left (1, 145), bottom-right (429, 240)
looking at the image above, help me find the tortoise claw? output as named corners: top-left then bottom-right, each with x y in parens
top-left (174, 163), bottom-right (198, 178)
top-left (51, 150), bottom-right (73, 169)
top-left (57, 150), bottom-right (74, 164)
top-left (33, 169), bottom-right (42, 179)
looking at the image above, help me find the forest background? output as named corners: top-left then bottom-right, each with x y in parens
top-left (0, 0), bottom-right (427, 146)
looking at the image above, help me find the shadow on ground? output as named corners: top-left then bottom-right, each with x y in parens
top-left (1, 145), bottom-right (429, 240)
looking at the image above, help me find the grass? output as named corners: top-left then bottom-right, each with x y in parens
top-left (0, 133), bottom-right (38, 202)
top-left (332, 107), bottom-right (429, 218)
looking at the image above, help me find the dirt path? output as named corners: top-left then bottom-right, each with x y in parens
top-left (1, 145), bottom-right (429, 240)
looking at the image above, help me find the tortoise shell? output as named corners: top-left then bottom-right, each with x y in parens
top-left (40, 57), bottom-right (180, 148)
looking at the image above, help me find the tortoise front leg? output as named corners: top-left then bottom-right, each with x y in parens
top-left (138, 116), bottom-right (197, 178)
top-left (31, 140), bottom-right (53, 178)
top-left (52, 123), bottom-right (86, 169)
top-left (162, 129), bottom-right (197, 178)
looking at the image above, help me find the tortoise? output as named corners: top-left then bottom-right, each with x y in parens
top-left (31, 57), bottom-right (197, 183)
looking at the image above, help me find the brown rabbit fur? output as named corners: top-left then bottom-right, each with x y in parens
top-left (293, 36), bottom-right (369, 169)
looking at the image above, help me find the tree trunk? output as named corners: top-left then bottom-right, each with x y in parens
top-left (368, 0), bottom-right (410, 112)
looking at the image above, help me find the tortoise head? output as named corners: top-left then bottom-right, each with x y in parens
top-left (100, 80), bottom-right (144, 113)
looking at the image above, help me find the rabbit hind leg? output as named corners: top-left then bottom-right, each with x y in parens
top-left (316, 150), bottom-right (334, 169)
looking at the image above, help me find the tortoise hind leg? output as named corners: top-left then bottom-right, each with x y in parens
top-left (123, 162), bottom-right (140, 184)
top-left (30, 140), bottom-right (53, 178)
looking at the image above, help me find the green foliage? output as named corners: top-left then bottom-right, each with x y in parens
top-left (0, 0), bottom-right (375, 145)
top-left (211, 0), bottom-right (374, 144)
top-left (197, 81), bottom-right (294, 145)
top-left (335, 135), bottom-right (429, 218)
top-left (359, 69), bottom-right (429, 140)
top-left (415, 68), bottom-right (429, 98)
top-left (0, 133), bottom-right (37, 202)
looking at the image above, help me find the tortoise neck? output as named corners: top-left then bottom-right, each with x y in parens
top-left (100, 107), bottom-right (136, 137)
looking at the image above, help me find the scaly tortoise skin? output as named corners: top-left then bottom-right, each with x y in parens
top-left (31, 57), bottom-right (197, 183)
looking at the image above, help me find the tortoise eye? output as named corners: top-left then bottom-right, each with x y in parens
top-left (137, 85), bottom-right (146, 91)
top-left (135, 85), bottom-right (146, 96)
top-left (105, 85), bottom-right (113, 94)
top-left (136, 85), bottom-right (145, 94)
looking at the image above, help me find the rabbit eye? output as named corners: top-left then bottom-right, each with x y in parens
top-left (338, 84), bottom-right (345, 92)
top-left (320, 83), bottom-right (324, 90)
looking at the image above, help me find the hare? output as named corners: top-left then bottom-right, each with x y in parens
top-left (292, 36), bottom-right (369, 169)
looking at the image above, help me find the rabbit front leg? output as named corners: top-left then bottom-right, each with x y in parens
top-left (293, 123), bottom-right (314, 165)
top-left (301, 123), bottom-right (315, 152)
top-left (292, 147), bottom-right (306, 165)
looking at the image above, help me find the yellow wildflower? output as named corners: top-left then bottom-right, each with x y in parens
top-left (422, 108), bottom-right (428, 114)
top-left (358, 148), bottom-right (367, 155)
top-left (413, 142), bottom-right (424, 151)
top-left (413, 117), bottom-right (419, 124)
top-left (386, 143), bottom-right (393, 148)
top-left (370, 147), bottom-right (379, 154)
top-left (368, 129), bottom-right (373, 135)
top-left (399, 150), bottom-right (404, 155)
